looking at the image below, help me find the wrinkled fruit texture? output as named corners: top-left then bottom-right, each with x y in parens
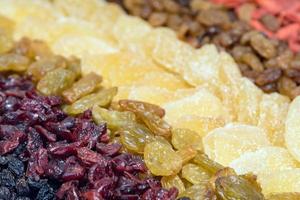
top-left (1, 0), bottom-right (300, 196)
top-left (0, 73), bottom-right (178, 200)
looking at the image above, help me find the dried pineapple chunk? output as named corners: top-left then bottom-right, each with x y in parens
top-left (229, 147), bottom-right (298, 175)
top-left (285, 96), bottom-right (300, 162)
top-left (183, 44), bottom-right (220, 86)
top-left (258, 169), bottom-right (300, 195)
top-left (236, 78), bottom-right (263, 125)
top-left (163, 87), bottom-right (227, 125)
top-left (0, 0), bottom-right (60, 24)
top-left (258, 93), bottom-right (290, 146)
top-left (91, 52), bottom-right (163, 87)
top-left (203, 123), bottom-right (271, 166)
top-left (113, 15), bottom-right (152, 45)
top-left (173, 115), bottom-right (225, 138)
top-left (145, 28), bottom-right (193, 74)
top-left (52, 34), bottom-right (119, 59)
top-left (133, 71), bottom-right (189, 91)
top-left (128, 86), bottom-right (174, 106)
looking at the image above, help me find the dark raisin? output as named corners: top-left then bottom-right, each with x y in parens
top-left (15, 178), bottom-right (30, 196)
top-left (7, 157), bottom-right (24, 177)
top-left (0, 169), bottom-right (15, 189)
top-left (0, 186), bottom-right (11, 200)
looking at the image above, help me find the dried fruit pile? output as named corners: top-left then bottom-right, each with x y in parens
top-left (108, 0), bottom-right (300, 99)
top-left (0, 39), bottom-right (182, 199)
top-left (2, 0), bottom-right (300, 198)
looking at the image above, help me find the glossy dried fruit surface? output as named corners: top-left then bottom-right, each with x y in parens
top-left (182, 163), bottom-right (210, 185)
top-left (203, 124), bottom-right (271, 166)
top-left (144, 140), bottom-right (182, 176)
top-left (62, 72), bottom-right (102, 103)
top-left (285, 96), bottom-right (300, 162)
top-left (64, 87), bottom-right (117, 115)
top-left (120, 123), bottom-right (155, 154)
top-left (171, 128), bottom-right (203, 151)
top-left (215, 175), bottom-right (265, 200)
top-left (92, 105), bottom-right (136, 130)
top-left (37, 68), bottom-right (76, 95)
top-left (161, 175), bottom-right (185, 195)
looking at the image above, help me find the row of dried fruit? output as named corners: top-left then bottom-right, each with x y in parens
top-left (0, 15), bottom-right (270, 199)
top-left (108, 0), bottom-right (300, 99)
top-left (1, 0), bottom-right (300, 199)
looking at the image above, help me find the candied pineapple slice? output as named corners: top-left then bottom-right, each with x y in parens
top-left (183, 44), bottom-right (220, 86)
top-left (52, 34), bottom-right (119, 59)
top-left (145, 28), bottom-right (193, 74)
top-left (229, 147), bottom-right (298, 175)
top-left (173, 115), bottom-right (225, 138)
top-left (258, 169), bottom-right (300, 195)
top-left (258, 93), bottom-right (290, 146)
top-left (236, 78), bottom-right (263, 125)
top-left (163, 87), bottom-right (227, 125)
top-left (128, 86), bottom-right (175, 106)
top-left (203, 123), bottom-right (271, 166)
top-left (285, 96), bottom-right (300, 162)
top-left (0, 0), bottom-right (61, 24)
top-left (133, 71), bottom-right (189, 91)
top-left (89, 52), bottom-right (163, 87)
top-left (53, 0), bottom-right (105, 20)
top-left (113, 15), bottom-right (152, 45)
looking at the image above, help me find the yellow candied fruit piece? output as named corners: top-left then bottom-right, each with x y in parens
top-left (203, 123), bottom-right (271, 166)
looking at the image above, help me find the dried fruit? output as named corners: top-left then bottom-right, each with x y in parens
top-left (62, 72), bottom-right (102, 103)
top-left (182, 163), bottom-right (210, 185)
top-left (215, 175), bottom-right (265, 200)
top-left (92, 105), bottom-right (136, 130)
top-left (229, 147), bottom-right (298, 176)
top-left (37, 68), bottom-right (76, 95)
top-left (64, 87), bottom-right (117, 115)
top-left (120, 123), bottom-right (154, 154)
top-left (177, 184), bottom-right (208, 200)
top-left (161, 175), bottom-right (185, 195)
top-left (171, 128), bottom-right (203, 151)
top-left (203, 124), bottom-right (271, 166)
top-left (285, 96), bottom-right (300, 162)
top-left (144, 140), bottom-right (182, 176)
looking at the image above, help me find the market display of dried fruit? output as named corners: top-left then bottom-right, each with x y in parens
top-left (0, 0), bottom-right (300, 199)
top-left (108, 0), bottom-right (300, 99)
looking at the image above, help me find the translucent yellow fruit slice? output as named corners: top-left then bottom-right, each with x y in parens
top-left (173, 115), bottom-right (225, 138)
top-left (133, 71), bottom-right (189, 91)
top-left (183, 44), bottom-right (220, 86)
top-left (51, 34), bottom-right (119, 59)
top-left (258, 169), bottom-right (300, 195)
top-left (0, 0), bottom-right (61, 24)
top-left (144, 28), bottom-right (193, 75)
top-left (163, 87), bottom-right (227, 125)
top-left (13, 16), bottom-right (54, 42)
top-left (93, 52), bottom-right (163, 87)
top-left (113, 15), bottom-right (152, 45)
top-left (229, 147), bottom-right (298, 175)
top-left (216, 52), bottom-right (242, 121)
top-left (258, 93), bottom-right (290, 146)
top-left (236, 78), bottom-right (263, 125)
top-left (128, 86), bottom-right (175, 106)
top-left (113, 86), bottom-right (131, 101)
top-left (203, 123), bottom-right (271, 166)
top-left (53, 0), bottom-right (105, 20)
top-left (285, 96), bottom-right (300, 162)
